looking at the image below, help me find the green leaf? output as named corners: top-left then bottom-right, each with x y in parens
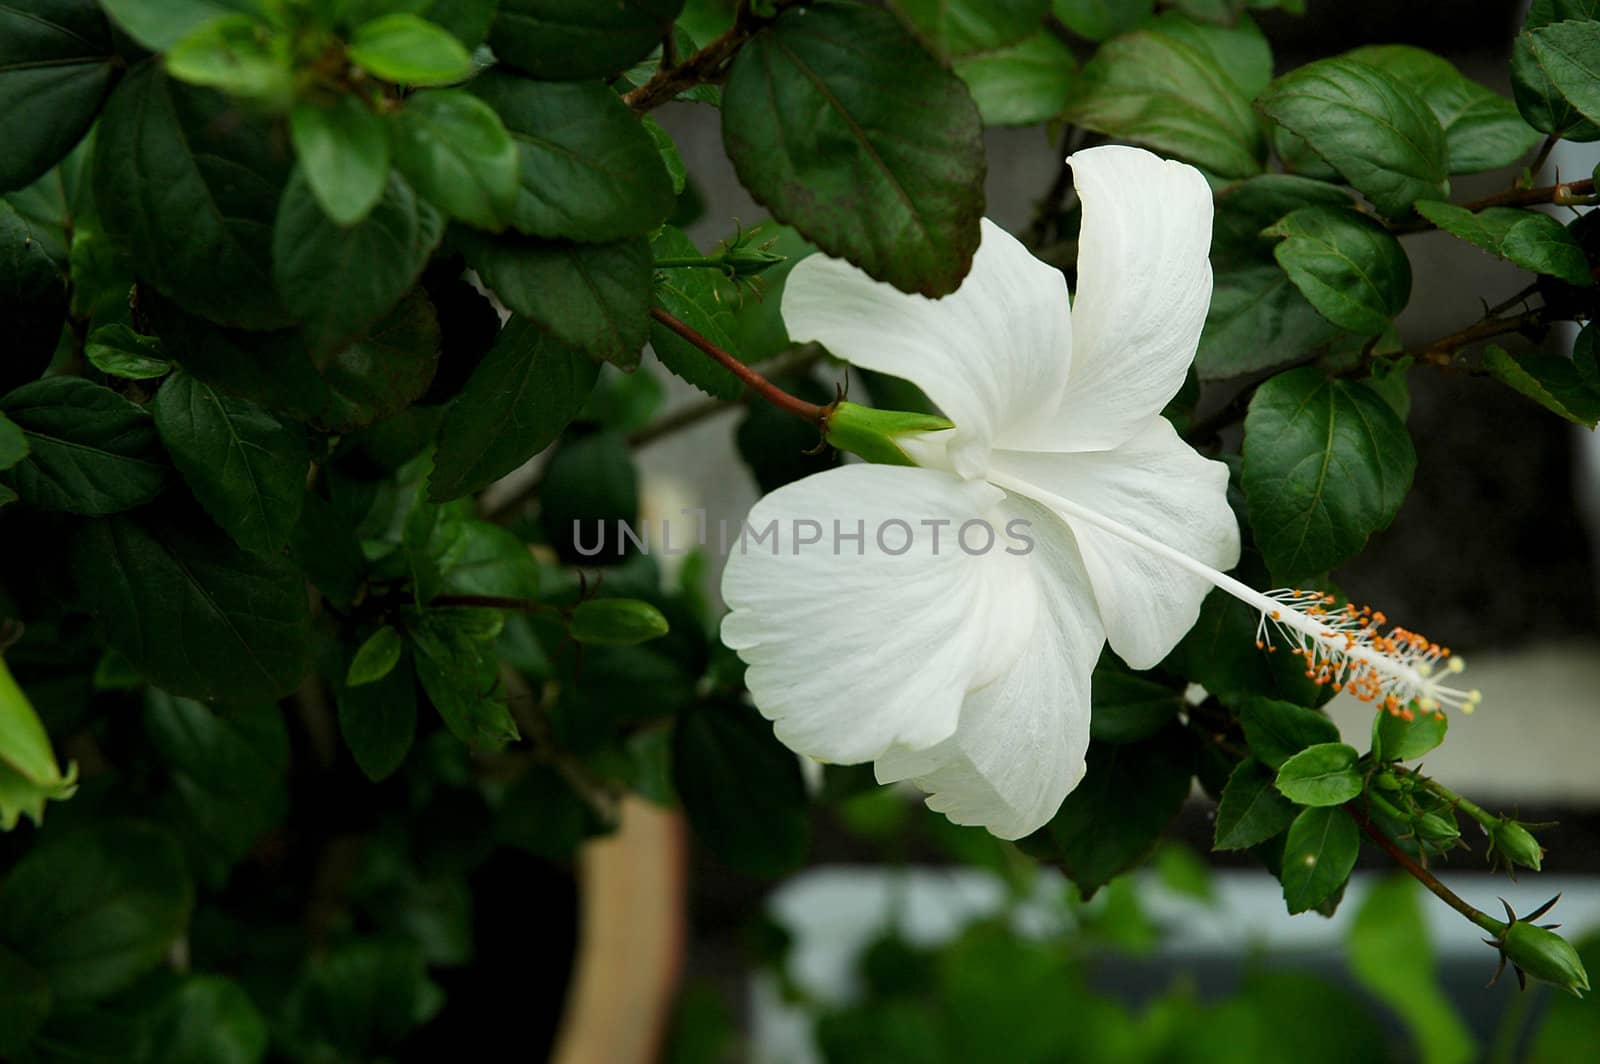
top-left (471, 69), bottom-right (675, 241)
top-left (437, 520), bottom-right (542, 599)
top-left (893, 0), bottom-right (1049, 56)
top-left (0, 0), bottom-right (118, 194)
top-left (409, 610), bottom-right (519, 749)
top-left (1239, 696), bottom-right (1341, 768)
top-left (0, 414), bottom-right (24, 472)
top-left (1087, 656), bottom-right (1184, 744)
top-left (318, 289), bottom-right (443, 432)
top-left (283, 940), bottom-right (441, 1057)
top-left (673, 700), bottom-right (811, 876)
top-left (289, 96), bottom-right (391, 227)
top-left (1050, 0), bottom-right (1152, 40)
top-left (1274, 742), bottom-right (1363, 806)
top-left (144, 690), bottom-right (288, 880)
top-left (86, 324), bottom-right (172, 380)
top-left (722, 0), bottom-right (985, 297)
top-left (1345, 45), bottom-right (1539, 175)
top-left (1280, 805), bottom-right (1359, 914)
top-left (1029, 726), bottom-right (1194, 897)
top-left (1415, 200), bottom-right (1591, 285)
top-left (1513, 26), bottom-right (1600, 142)
top-left (644, 116), bottom-right (686, 194)
top-left (0, 376), bottom-right (168, 515)
top-left (165, 14), bottom-right (292, 104)
top-left (348, 13), bottom-right (474, 86)
top-left (0, 654), bottom-right (76, 832)
top-left (0, 944), bottom-right (49, 1056)
top-left (1198, 264), bottom-right (1343, 380)
top-left (347, 627), bottom-right (403, 687)
top-left (390, 89), bottom-right (519, 231)
top-left (1347, 877), bottom-right (1476, 1064)
top-left (1483, 345), bottom-right (1600, 427)
top-left (0, 199), bottom-right (69, 392)
top-left (459, 231), bottom-right (652, 367)
top-left (337, 647), bottom-right (416, 780)
top-left (952, 31), bottom-right (1076, 127)
top-left (1518, 20), bottom-right (1600, 133)
top-left (569, 598), bottom-right (670, 646)
top-left (1527, 0), bottom-right (1600, 27)
top-left (71, 507), bottom-right (311, 700)
top-left (650, 227), bottom-right (743, 399)
top-left (1373, 707), bottom-right (1448, 761)
top-left (1214, 758), bottom-right (1298, 850)
top-left (1242, 367), bottom-right (1417, 581)
top-left (94, 64), bottom-right (290, 328)
top-left (1256, 57), bottom-right (1449, 217)
top-left (98, 0), bottom-right (258, 51)
top-left (428, 317), bottom-right (599, 501)
top-left (489, 0), bottom-right (683, 80)
top-left (153, 370), bottom-right (308, 555)
top-left (273, 168), bottom-right (444, 357)
top-left (141, 975), bottom-right (269, 1064)
top-left (1065, 20), bottom-right (1265, 178)
top-left (0, 821), bottom-right (193, 1001)
top-left (1267, 206), bottom-right (1411, 335)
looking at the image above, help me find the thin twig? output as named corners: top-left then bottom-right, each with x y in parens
top-left (629, 343), bottom-right (830, 448)
top-left (1347, 802), bottom-right (1503, 934)
top-left (650, 307), bottom-right (829, 424)
top-left (624, 1), bottom-right (798, 112)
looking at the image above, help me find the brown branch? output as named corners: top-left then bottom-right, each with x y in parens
top-left (1463, 176), bottom-right (1595, 212)
top-left (1408, 310), bottom-right (1544, 368)
top-left (650, 306), bottom-right (829, 424)
top-left (624, 1), bottom-right (796, 112)
top-left (629, 343), bottom-right (829, 448)
top-left (1346, 802), bottom-right (1503, 934)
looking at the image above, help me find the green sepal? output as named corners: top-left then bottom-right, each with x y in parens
top-left (823, 401), bottom-right (952, 466)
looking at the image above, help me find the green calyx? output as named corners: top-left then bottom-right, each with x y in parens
top-left (1487, 816), bottom-right (1545, 874)
top-left (822, 401), bottom-right (953, 466)
top-left (1487, 895), bottom-right (1591, 996)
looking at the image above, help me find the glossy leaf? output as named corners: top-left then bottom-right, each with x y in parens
top-left (1050, 0), bottom-right (1152, 40)
top-left (569, 598), bottom-right (670, 646)
top-left (490, 0), bottom-right (684, 80)
top-left (650, 227), bottom-right (743, 399)
top-left (0, 377), bottom-right (168, 515)
top-left (722, 0), bottom-right (985, 297)
top-left (346, 627), bottom-right (404, 687)
top-left (390, 89), bottom-right (519, 231)
top-left (893, 0), bottom-right (1049, 55)
top-left (289, 96), bottom-right (392, 226)
top-left (1274, 742), bottom-right (1363, 806)
top-left (1415, 200), bottom-right (1592, 286)
top-left (0, 0), bottom-right (118, 194)
top-left (1242, 367), bottom-right (1416, 581)
top-left (952, 31), bottom-right (1076, 127)
top-left (1280, 805), bottom-right (1359, 914)
top-left (1214, 758), bottom-right (1298, 850)
top-left (165, 14), bottom-right (292, 104)
top-left (337, 649), bottom-right (417, 780)
top-left (1239, 697), bottom-right (1341, 769)
top-left (1373, 707), bottom-right (1448, 761)
top-left (1268, 206), bottom-right (1411, 335)
top-left (85, 324), bottom-right (171, 380)
top-left (347, 14), bottom-right (474, 86)
top-left (1484, 346), bottom-right (1600, 427)
top-left (1517, 19), bottom-right (1600, 133)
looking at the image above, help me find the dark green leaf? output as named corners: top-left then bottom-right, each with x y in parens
top-left (650, 227), bottom-right (743, 399)
top-left (429, 318), bottom-right (598, 500)
top-left (0, 199), bottom-right (68, 392)
top-left (153, 370), bottom-right (309, 555)
top-left (0, 944), bottom-right (49, 1056)
top-left (673, 700), bottom-right (811, 876)
top-left (289, 96), bottom-right (391, 226)
top-left (1416, 200), bottom-right (1592, 285)
top-left (471, 69), bottom-right (675, 241)
top-left (348, 13), bottom-right (474, 86)
top-left (1518, 20), bottom-right (1600, 133)
top-left (337, 649), bottom-right (417, 780)
top-left (490, 0), bottom-right (683, 80)
top-left (318, 289), bottom-right (443, 432)
top-left (1268, 206), bottom-right (1411, 335)
top-left (1373, 706), bottom-right (1448, 761)
top-left (1088, 656), bottom-right (1184, 744)
top-left (438, 520), bottom-right (541, 599)
top-left (273, 169), bottom-right (444, 357)
top-left (1512, 26), bottom-right (1600, 142)
top-left (1242, 367), bottom-right (1417, 580)
top-left (409, 610), bottom-right (519, 750)
top-left (347, 626), bottom-right (403, 687)
top-left (283, 940), bottom-right (441, 1057)
top-left (0, 821), bottom-right (192, 1000)
top-left (1198, 264), bottom-right (1343, 380)
top-left (1280, 805), bottom-right (1360, 913)
top-left (71, 507), bottom-right (311, 700)
top-left (1239, 696), bottom-right (1341, 768)
top-left (1066, 20), bottom-right (1265, 178)
top-left (144, 690), bottom-right (289, 879)
top-left (1050, 0), bottom-right (1152, 40)
top-left (94, 64), bottom-right (290, 328)
top-left (0, 376), bottom-right (168, 515)
top-left (165, 14), bottom-right (292, 104)
top-left (0, 0), bottom-right (117, 194)
top-left (893, 0), bottom-right (1049, 56)
top-left (1256, 58), bottom-right (1449, 217)
top-left (141, 975), bottom-right (269, 1064)
top-left (952, 31), bottom-right (1076, 127)
top-left (0, 413), bottom-right (24, 471)
top-left (495, 763), bottom-right (597, 858)
top-left (390, 89), bottom-right (519, 231)
top-left (86, 324), bottom-right (171, 380)
top-left (538, 430), bottom-right (638, 564)
top-left (569, 598), bottom-right (670, 646)
top-left (459, 231), bottom-right (652, 367)
top-left (1030, 726), bottom-right (1194, 897)
top-left (1483, 346), bottom-right (1600, 427)
top-left (98, 0), bottom-right (258, 51)
top-left (1274, 741), bottom-right (1362, 806)
top-left (1214, 758), bottom-right (1297, 850)
top-left (1527, 0), bottom-right (1600, 28)
top-left (722, 0), bottom-right (985, 297)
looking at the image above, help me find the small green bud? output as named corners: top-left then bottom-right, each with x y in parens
top-left (823, 402), bottom-right (953, 467)
top-left (568, 598), bottom-right (670, 647)
top-left (1413, 811), bottom-right (1460, 842)
top-left (721, 242), bottom-right (786, 278)
top-left (1488, 817), bottom-right (1544, 874)
top-left (1500, 921), bottom-right (1591, 996)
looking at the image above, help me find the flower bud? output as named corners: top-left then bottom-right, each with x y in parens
top-left (1488, 817), bottom-right (1544, 874)
top-left (1413, 811), bottom-right (1460, 842)
top-left (1500, 921), bottom-right (1591, 996)
top-left (722, 242), bottom-right (787, 278)
top-left (823, 402), bottom-right (953, 467)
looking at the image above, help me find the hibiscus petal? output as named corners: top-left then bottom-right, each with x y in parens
top-left (991, 416), bottom-right (1239, 670)
top-left (781, 219), bottom-right (1072, 473)
top-left (875, 497), bottom-right (1103, 840)
top-left (721, 464), bottom-right (1040, 765)
top-left (1047, 145), bottom-right (1213, 453)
